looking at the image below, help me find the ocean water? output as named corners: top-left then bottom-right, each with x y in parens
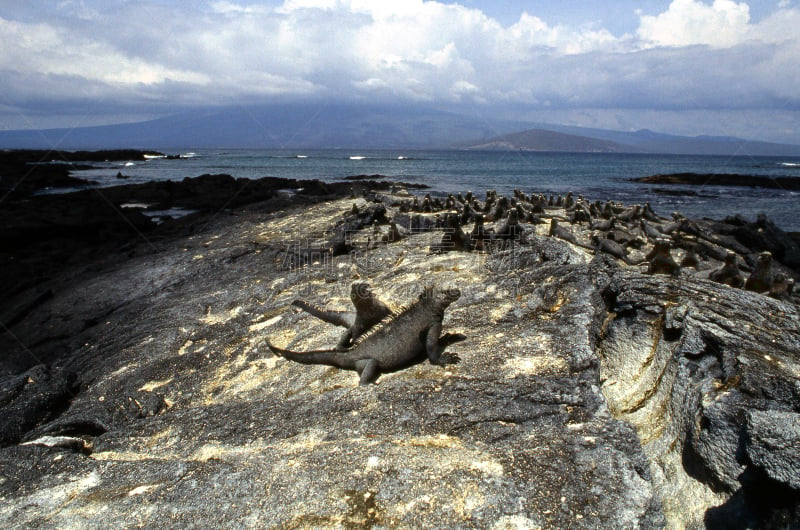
top-left (69, 149), bottom-right (800, 231)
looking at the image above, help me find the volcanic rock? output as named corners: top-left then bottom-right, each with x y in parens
top-left (1, 181), bottom-right (798, 528)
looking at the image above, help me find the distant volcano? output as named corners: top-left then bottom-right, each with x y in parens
top-left (459, 128), bottom-right (638, 153)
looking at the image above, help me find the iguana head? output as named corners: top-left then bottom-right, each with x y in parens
top-left (419, 285), bottom-right (461, 309)
top-left (755, 251), bottom-right (772, 271)
top-left (350, 282), bottom-right (375, 307)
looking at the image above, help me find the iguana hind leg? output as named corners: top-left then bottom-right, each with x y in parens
top-left (291, 300), bottom-right (354, 328)
top-left (355, 358), bottom-right (381, 385)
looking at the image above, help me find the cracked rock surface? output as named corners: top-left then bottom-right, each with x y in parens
top-left (1, 190), bottom-right (798, 528)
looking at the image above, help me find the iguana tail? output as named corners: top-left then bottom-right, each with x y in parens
top-left (266, 341), bottom-right (345, 368)
top-left (623, 256), bottom-right (646, 266)
top-left (291, 300), bottom-right (353, 328)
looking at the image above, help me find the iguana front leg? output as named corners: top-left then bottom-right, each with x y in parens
top-left (425, 324), bottom-right (461, 365)
top-left (335, 330), bottom-right (354, 351)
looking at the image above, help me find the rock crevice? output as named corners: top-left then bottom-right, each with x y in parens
top-left (597, 272), bottom-right (800, 528)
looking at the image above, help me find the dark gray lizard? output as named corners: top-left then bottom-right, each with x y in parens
top-left (591, 236), bottom-right (642, 266)
top-left (269, 286), bottom-right (465, 385)
top-left (549, 219), bottom-right (594, 251)
top-left (645, 238), bottom-right (680, 276)
top-left (291, 282), bottom-right (392, 350)
top-left (709, 251), bottom-right (745, 288)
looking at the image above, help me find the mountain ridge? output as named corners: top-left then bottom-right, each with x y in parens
top-left (1, 104), bottom-right (799, 156)
top-left (478, 124), bottom-right (800, 156)
top-left (458, 128), bottom-right (644, 153)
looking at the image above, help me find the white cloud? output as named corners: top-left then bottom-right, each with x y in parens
top-left (746, 3), bottom-right (800, 43)
top-left (0, 16), bottom-right (209, 87)
top-left (1, 0), bottom-right (799, 141)
top-left (505, 12), bottom-right (618, 54)
top-left (56, 0), bottom-right (101, 20)
top-left (637, 0), bottom-right (751, 47)
top-left (276, 0), bottom-right (338, 13)
top-left (211, 1), bottom-right (262, 14)
top-left (348, 0), bottom-right (427, 19)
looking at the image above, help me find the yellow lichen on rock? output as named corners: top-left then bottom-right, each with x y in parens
top-left (503, 355), bottom-right (569, 377)
top-left (138, 378), bottom-right (173, 392)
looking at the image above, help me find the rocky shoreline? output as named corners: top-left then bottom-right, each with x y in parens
top-left (1, 152), bottom-right (799, 528)
top-left (0, 149), bottom-right (171, 197)
top-left (634, 172), bottom-right (800, 190)
top-left (0, 149), bottom-right (404, 311)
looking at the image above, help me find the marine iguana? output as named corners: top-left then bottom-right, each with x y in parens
top-left (431, 213), bottom-right (470, 253)
top-left (645, 238), bottom-right (680, 276)
top-left (616, 205), bottom-right (642, 224)
top-left (519, 204), bottom-right (544, 225)
top-left (680, 245), bottom-right (700, 269)
top-left (381, 221), bottom-right (408, 243)
top-left (291, 282), bottom-right (393, 350)
top-left (640, 219), bottom-right (664, 241)
top-left (591, 217), bottom-right (616, 232)
top-left (486, 196), bottom-right (510, 222)
top-left (549, 219), bottom-right (594, 251)
top-left (269, 286), bottom-right (465, 385)
top-left (745, 251), bottom-right (774, 293)
top-left (569, 202), bottom-right (592, 225)
top-left (660, 212), bottom-right (685, 235)
top-left (709, 251), bottom-right (745, 288)
top-left (563, 191), bottom-right (575, 210)
top-left (493, 209), bottom-right (523, 246)
top-left (459, 200), bottom-right (481, 225)
top-left (769, 272), bottom-right (793, 300)
top-left (642, 202), bottom-right (664, 222)
top-left (470, 214), bottom-right (488, 252)
top-left (606, 229), bottom-right (643, 249)
top-left (591, 236), bottom-right (642, 266)
top-left (530, 194), bottom-right (545, 214)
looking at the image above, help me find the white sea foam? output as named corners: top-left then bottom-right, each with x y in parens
top-left (143, 208), bottom-right (198, 223)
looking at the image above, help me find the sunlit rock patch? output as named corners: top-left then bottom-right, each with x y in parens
top-left (2, 187), bottom-right (799, 528)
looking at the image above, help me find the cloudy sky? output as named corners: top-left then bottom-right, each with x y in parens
top-left (1, 0), bottom-right (799, 143)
